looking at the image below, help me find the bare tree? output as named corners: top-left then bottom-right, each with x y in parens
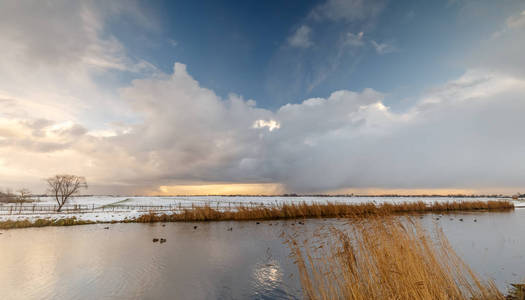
top-left (16, 188), bottom-right (32, 203)
top-left (46, 175), bottom-right (88, 212)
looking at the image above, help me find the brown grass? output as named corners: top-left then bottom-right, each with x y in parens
top-left (0, 217), bottom-right (94, 229)
top-left (133, 200), bottom-right (513, 223)
top-left (286, 217), bottom-right (504, 300)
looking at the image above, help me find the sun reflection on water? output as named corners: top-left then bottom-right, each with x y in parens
top-left (251, 257), bottom-right (287, 298)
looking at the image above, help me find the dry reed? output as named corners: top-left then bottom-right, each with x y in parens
top-left (0, 217), bottom-right (94, 229)
top-left (133, 200), bottom-right (513, 223)
top-left (286, 217), bottom-right (504, 300)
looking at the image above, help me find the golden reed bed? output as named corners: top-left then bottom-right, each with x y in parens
top-left (134, 200), bottom-right (513, 222)
top-left (0, 200), bottom-right (514, 229)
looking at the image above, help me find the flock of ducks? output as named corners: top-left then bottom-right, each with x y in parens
top-left (106, 216), bottom-right (475, 245)
top-left (149, 221), bottom-right (286, 243)
top-left (420, 215), bottom-right (478, 222)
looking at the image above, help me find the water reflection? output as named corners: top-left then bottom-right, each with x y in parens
top-left (0, 222), bottom-right (302, 299)
top-left (250, 243), bottom-right (293, 299)
top-left (1, 210), bottom-right (525, 298)
top-left (254, 261), bottom-right (282, 285)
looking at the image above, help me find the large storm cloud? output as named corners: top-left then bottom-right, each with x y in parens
top-left (1, 1), bottom-right (525, 194)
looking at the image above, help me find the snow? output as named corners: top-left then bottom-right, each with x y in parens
top-left (0, 196), bottom-right (514, 223)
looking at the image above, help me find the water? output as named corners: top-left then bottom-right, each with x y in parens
top-left (424, 209), bottom-right (525, 290)
top-left (2, 210), bottom-right (525, 299)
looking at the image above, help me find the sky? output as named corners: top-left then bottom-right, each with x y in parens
top-left (1, 0), bottom-right (525, 195)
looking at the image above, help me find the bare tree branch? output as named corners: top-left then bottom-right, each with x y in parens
top-left (16, 188), bottom-right (31, 203)
top-left (45, 175), bottom-right (88, 212)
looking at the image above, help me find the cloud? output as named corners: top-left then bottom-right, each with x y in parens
top-left (344, 32), bottom-right (365, 47)
top-left (470, 9), bottom-right (525, 78)
top-left (370, 40), bottom-right (397, 54)
top-left (0, 1), bottom-right (155, 73)
top-left (2, 1), bottom-right (525, 195)
top-left (3, 59), bottom-right (525, 194)
top-left (253, 120), bottom-right (281, 131)
top-left (506, 10), bottom-right (525, 28)
top-left (0, 0), bottom-right (158, 191)
top-left (269, 0), bottom-right (388, 103)
top-left (310, 0), bottom-right (386, 22)
top-left (275, 71), bottom-right (525, 192)
top-left (0, 0), bottom-right (157, 127)
top-left (90, 67), bottom-right (525, 193)
top-left (288, 25), bottom-right (313, 48)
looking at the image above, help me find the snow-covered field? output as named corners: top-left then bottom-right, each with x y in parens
top-left (16, 195), bottom-right (514, 206)
top-left (0, 196), bottom-right (517, 223)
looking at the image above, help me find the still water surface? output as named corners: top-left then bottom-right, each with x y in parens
top-left (2, 209), bottom-right (525, 299)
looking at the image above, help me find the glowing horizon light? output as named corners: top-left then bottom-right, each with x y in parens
top-left (157, 183), bottom-right (285, 195)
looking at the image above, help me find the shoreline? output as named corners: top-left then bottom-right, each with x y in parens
top-left (0, 200), bottom-right (514, 230)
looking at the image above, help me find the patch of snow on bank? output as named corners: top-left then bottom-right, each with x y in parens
top-left (0, 196), bottom-right (513, 223)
